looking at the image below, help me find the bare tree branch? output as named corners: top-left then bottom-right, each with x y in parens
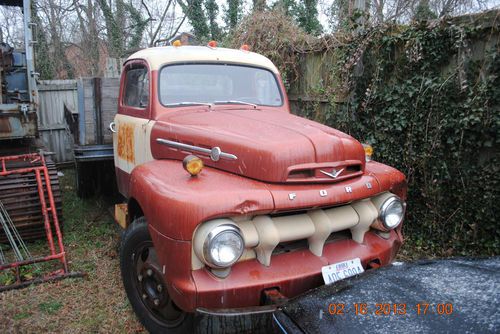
top-left (149, 0), bottom-right (173, 46)
top-left (166, 14), bottom-right (187, 41)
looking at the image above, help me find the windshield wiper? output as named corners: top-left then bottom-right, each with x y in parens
top-left (214, 100), bottom-right (257, 108)
top-left (165, 102), bottom-right (213, 107)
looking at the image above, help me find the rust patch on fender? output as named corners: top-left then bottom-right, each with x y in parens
top-left (117, 123), bottom-right (135, 163)
top-left (249, 270), bottom-right (261, 279)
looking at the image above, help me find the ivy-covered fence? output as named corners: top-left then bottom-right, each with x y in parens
top-left (284, 11), bottom-right (499, 256)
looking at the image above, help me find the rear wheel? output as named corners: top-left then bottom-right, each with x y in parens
top-left (120, 217), bottom-right (193, 333)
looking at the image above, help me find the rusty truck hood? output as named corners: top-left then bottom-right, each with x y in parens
top-left (150, 107), bottom-right (366, 183)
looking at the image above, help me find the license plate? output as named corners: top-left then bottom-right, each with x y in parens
top-left (321, 258), bottom-right (364, 285)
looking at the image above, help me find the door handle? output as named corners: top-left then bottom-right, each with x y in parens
top-left (109, 122), bottom-right (117, 133)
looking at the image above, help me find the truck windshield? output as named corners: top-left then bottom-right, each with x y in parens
top-left (159, 64), bottom-right (283, 107)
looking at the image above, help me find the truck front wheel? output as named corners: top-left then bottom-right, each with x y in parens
top-left (120, 217), bottom-right (193, 333)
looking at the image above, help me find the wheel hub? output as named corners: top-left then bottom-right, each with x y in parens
top-left (132, 242), bottom-right (186, 326)
top-left (138, 264), bottom-right (166, 309)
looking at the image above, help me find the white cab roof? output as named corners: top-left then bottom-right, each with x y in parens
top-left (127, 46), bottom-right (279, 73)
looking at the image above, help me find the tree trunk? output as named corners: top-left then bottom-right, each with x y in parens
top-left (253, 0), bottom-right (266, 12)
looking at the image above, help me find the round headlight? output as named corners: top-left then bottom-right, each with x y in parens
top-left (380, 196), bottom-right (405, 230)
top-left (203, 224), bottom-right (244, 268)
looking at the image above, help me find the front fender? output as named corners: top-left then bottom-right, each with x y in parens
top-left (128, 159), bottom-right (275, 240)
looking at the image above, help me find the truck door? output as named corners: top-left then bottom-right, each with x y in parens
top-left (112, 61), bottom-right (154, 197)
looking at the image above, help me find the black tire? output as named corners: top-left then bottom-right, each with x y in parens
top-left (120, 217), bottom-right (193, 333)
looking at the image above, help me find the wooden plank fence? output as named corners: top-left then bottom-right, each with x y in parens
top-left (78, 77), bottom-right (119, 146)
top-left (38, 80), bottom-right (78, 163)
top-left (36, 78), bottom-right (120, 163)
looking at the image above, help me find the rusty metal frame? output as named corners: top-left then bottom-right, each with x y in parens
top-left (0, 153), bottom-right (83, 291)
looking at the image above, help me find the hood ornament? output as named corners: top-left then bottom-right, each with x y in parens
top-left (156, 138), bottom-right (238, 162)
top-left (320, 168), bottom-right (344, 179)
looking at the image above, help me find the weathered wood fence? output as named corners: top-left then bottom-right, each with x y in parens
top-left (37, 78), bottom-right (120, 163)
top-left (77, 78), bottom-right (119, 146)
top-left (286, 10), bottom-right (500, 119)
top-left (38, 80), bottom-right (78, 163)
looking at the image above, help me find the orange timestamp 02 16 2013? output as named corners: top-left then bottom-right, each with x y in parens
top-left (328, 303), bottom-right (454, 316)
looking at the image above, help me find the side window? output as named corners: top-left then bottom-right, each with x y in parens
top-left (123, 66), bottom-right (149, 108)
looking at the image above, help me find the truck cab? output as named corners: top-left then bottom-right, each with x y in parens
top-left (112, 45), bottom-right (407, 333)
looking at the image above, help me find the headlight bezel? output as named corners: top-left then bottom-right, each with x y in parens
top-left (379, 196), bottom-right (406, 230)
top-left (202, 224), bottom-right (244, 268)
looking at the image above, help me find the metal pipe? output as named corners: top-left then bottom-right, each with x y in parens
top-left (35, 169), bottom-right (56, 256)
top-left (0, 253), bottom-right (65, 271)
top-left (0, 201), bottom-right (23, 261)
top-left (0, 245), bottom-right (5, 264)
top-left (22, 0), bottom-right (38, 107)
top-left (41, 162), bottom-right (67, 272)
top-left (0, 200), bottom-right (34, 263)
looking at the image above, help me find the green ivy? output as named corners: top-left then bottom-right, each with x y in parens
top-left (298, 19), bottom-right (499, 256)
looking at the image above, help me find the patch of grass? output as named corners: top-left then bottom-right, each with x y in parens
top-left (38, 299), bottom-right (62, 315)
top-left (13, 312), bottom-right (31, 320)
top-left (0, 270), bottom-right (14, 285)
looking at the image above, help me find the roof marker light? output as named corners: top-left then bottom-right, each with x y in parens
top-left (240, 44), bottom-right (250, 52)
top-left (172, 40), bottom-right (182, 47)
top-left (207, 40), bottom-right (218, 48)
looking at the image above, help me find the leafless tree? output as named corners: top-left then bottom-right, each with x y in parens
top-left (1, 0), bottom-right (497, 78)
top-left (140, 0), bottom-right (187, 46)
top-left (0, 6), bottom-right (24, 48)
top-left (72, 0), bottom-right (102, 75)
top-left (323, 0), bottom-right (496, 30)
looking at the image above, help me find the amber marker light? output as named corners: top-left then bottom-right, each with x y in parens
top-left (207, 40), bottom-right (218, 48)
top-left (183, 155), bottom-right (204, 176)
top-left (362, 144), bottom-right (374, 161)
top-left (240, 44), bottom-right (250, 51)
top-left (172, 40), bottom-right (182, 47)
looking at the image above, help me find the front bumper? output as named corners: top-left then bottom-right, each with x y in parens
top-left (151, 225), bottom-right (402, 312)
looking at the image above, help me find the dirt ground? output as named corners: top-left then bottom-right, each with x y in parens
top-left (0, 168), bottom-right (430, 333)
top-left (0, 169), bottom-right (144, 333)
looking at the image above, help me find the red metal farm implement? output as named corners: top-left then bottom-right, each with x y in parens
top-left (0, 153), bottom-right (82, 291)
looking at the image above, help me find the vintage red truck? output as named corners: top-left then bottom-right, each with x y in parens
top-left (111, 44), bottom-right (407, 333)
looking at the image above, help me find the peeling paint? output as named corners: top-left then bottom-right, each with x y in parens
top-left (117, 123), bottom-right (135, 163)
